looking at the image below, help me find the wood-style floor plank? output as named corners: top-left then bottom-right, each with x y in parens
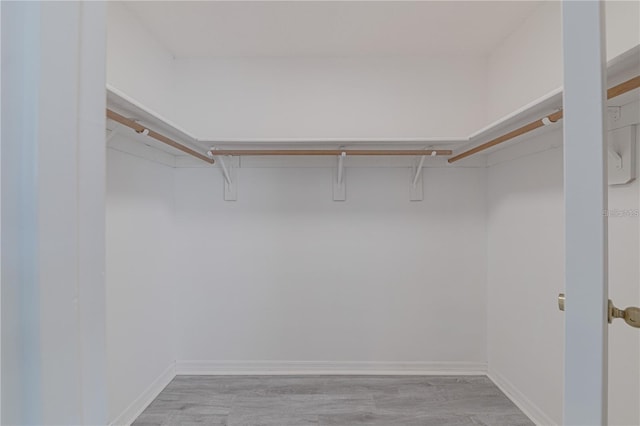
top-left (132, 375), bottom-right (534, 426)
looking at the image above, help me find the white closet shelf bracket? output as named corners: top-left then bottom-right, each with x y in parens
top-left (208, 149), bottom-right (233, 185)
top-left (412, 149), bottom-right (436, 188)
top-left (608, 125), bottom-right (637, 185)
top-left (608, 147), bottom-right (623, 170)
top-left (208, 148), bottom-right (238, 201)
top-left (333, 151), bottom-right (347, 201)
top-left (409, 149), bottom-right (433, 201)
top-left (337, 151), bottom-right (346, 185)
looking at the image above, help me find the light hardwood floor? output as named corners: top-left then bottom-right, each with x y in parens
top-left (132, 375), bottom-right (534, 426)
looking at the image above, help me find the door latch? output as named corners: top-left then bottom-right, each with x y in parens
top-left (558, 293), bottom-right (640, 329)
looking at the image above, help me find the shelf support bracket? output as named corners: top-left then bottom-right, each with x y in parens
top-left (333, 151), bottom-right (346, 201)
top-left (208, 148), bottom-right (237, 201)
top-left (608, 125), bottom-right (637, 185)
top-left (410, 149), bottom-right (435, 201)
top-left (608, 146), bottom-right (623, 170)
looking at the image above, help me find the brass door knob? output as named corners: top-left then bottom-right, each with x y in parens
top-left (558, 293), bottom-right (640, 328)
top-left (608, 300), bottom-right (640, 328)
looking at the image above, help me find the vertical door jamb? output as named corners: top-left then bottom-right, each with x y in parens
top-left (562, 1), bottom-right (609, 424)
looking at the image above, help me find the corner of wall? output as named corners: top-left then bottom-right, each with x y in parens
top-left (485, 1), bottom-right (562, 125)
top-left (488, 369), bottom-right (558, 426)
top-left (106, 139), bottom-right (180, 424)
top-left (108, 362), bottom-right (176, 426)
top-left (107, 2), bottom-right (177, 122)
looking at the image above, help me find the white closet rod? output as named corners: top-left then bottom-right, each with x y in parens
top-left (448, 75), bottom-right (640, 163)
top-left (108, 107), bottom-right (453, 159)
top-left (106, 109), bottom-right (215, 164)
top-left (210, 149), bottom-right (452, 156)
top-left (107, 75), bottom-right (639, 164)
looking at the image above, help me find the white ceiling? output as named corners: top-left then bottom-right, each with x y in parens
top-left (124, 1), bottom-right (543, 58)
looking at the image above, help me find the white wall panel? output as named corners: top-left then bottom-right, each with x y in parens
top-left (172, 56), bottom-right (487, 139)
top-left (486, 1), bottom-right (639, 125)
top-left (487, 123), bottom-right (640, 426)
top-left (487, 132), bottom-right (565, 425)
top-left (172, 165), bottom-right (487, 364)
top-left (106, 146), bottom-right (176, 423)
top-left (107, 2), bottom-right (175, 120)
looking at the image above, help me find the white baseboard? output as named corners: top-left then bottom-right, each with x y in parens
top-left (488, 370), bottom-right (557, 426)
top-left (109, 362), bottom-right (176, 426)
top-left (175, 360), bottom-right (487, 376)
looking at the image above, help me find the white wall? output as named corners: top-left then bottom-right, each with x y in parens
top-left (172, 56), bottom-right (488, 139)
top-left (607, 126), bottom-right (640, 426)
top-left (107, 2), bottom-right (488, 140)
top-left (487, 122), bottom-right (640, 426)
top-left (172, 164), bottom-right (488, 366)
top-left (107, 1), bottom-right (638, 139)
top-left (486, 0), bottom-right (640, 124)
top-left (487, 132), bottom-right (565, 425)
top-left (606, 1), bottom-right (640, 61)
top-left (107, 2), bottom-right (175, 120)
top-left (486, 1), bottom-right (563, 124)
top-left (106, 144), bottom-right (176, 423)
top-left (104, 3), bottom-right (640, 423)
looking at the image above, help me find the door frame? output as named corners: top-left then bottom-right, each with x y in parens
top-left (562, 1), bottom-right (609, 424)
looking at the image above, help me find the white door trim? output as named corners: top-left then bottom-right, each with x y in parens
top-left (562, 1), bottom-right (609, 424)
